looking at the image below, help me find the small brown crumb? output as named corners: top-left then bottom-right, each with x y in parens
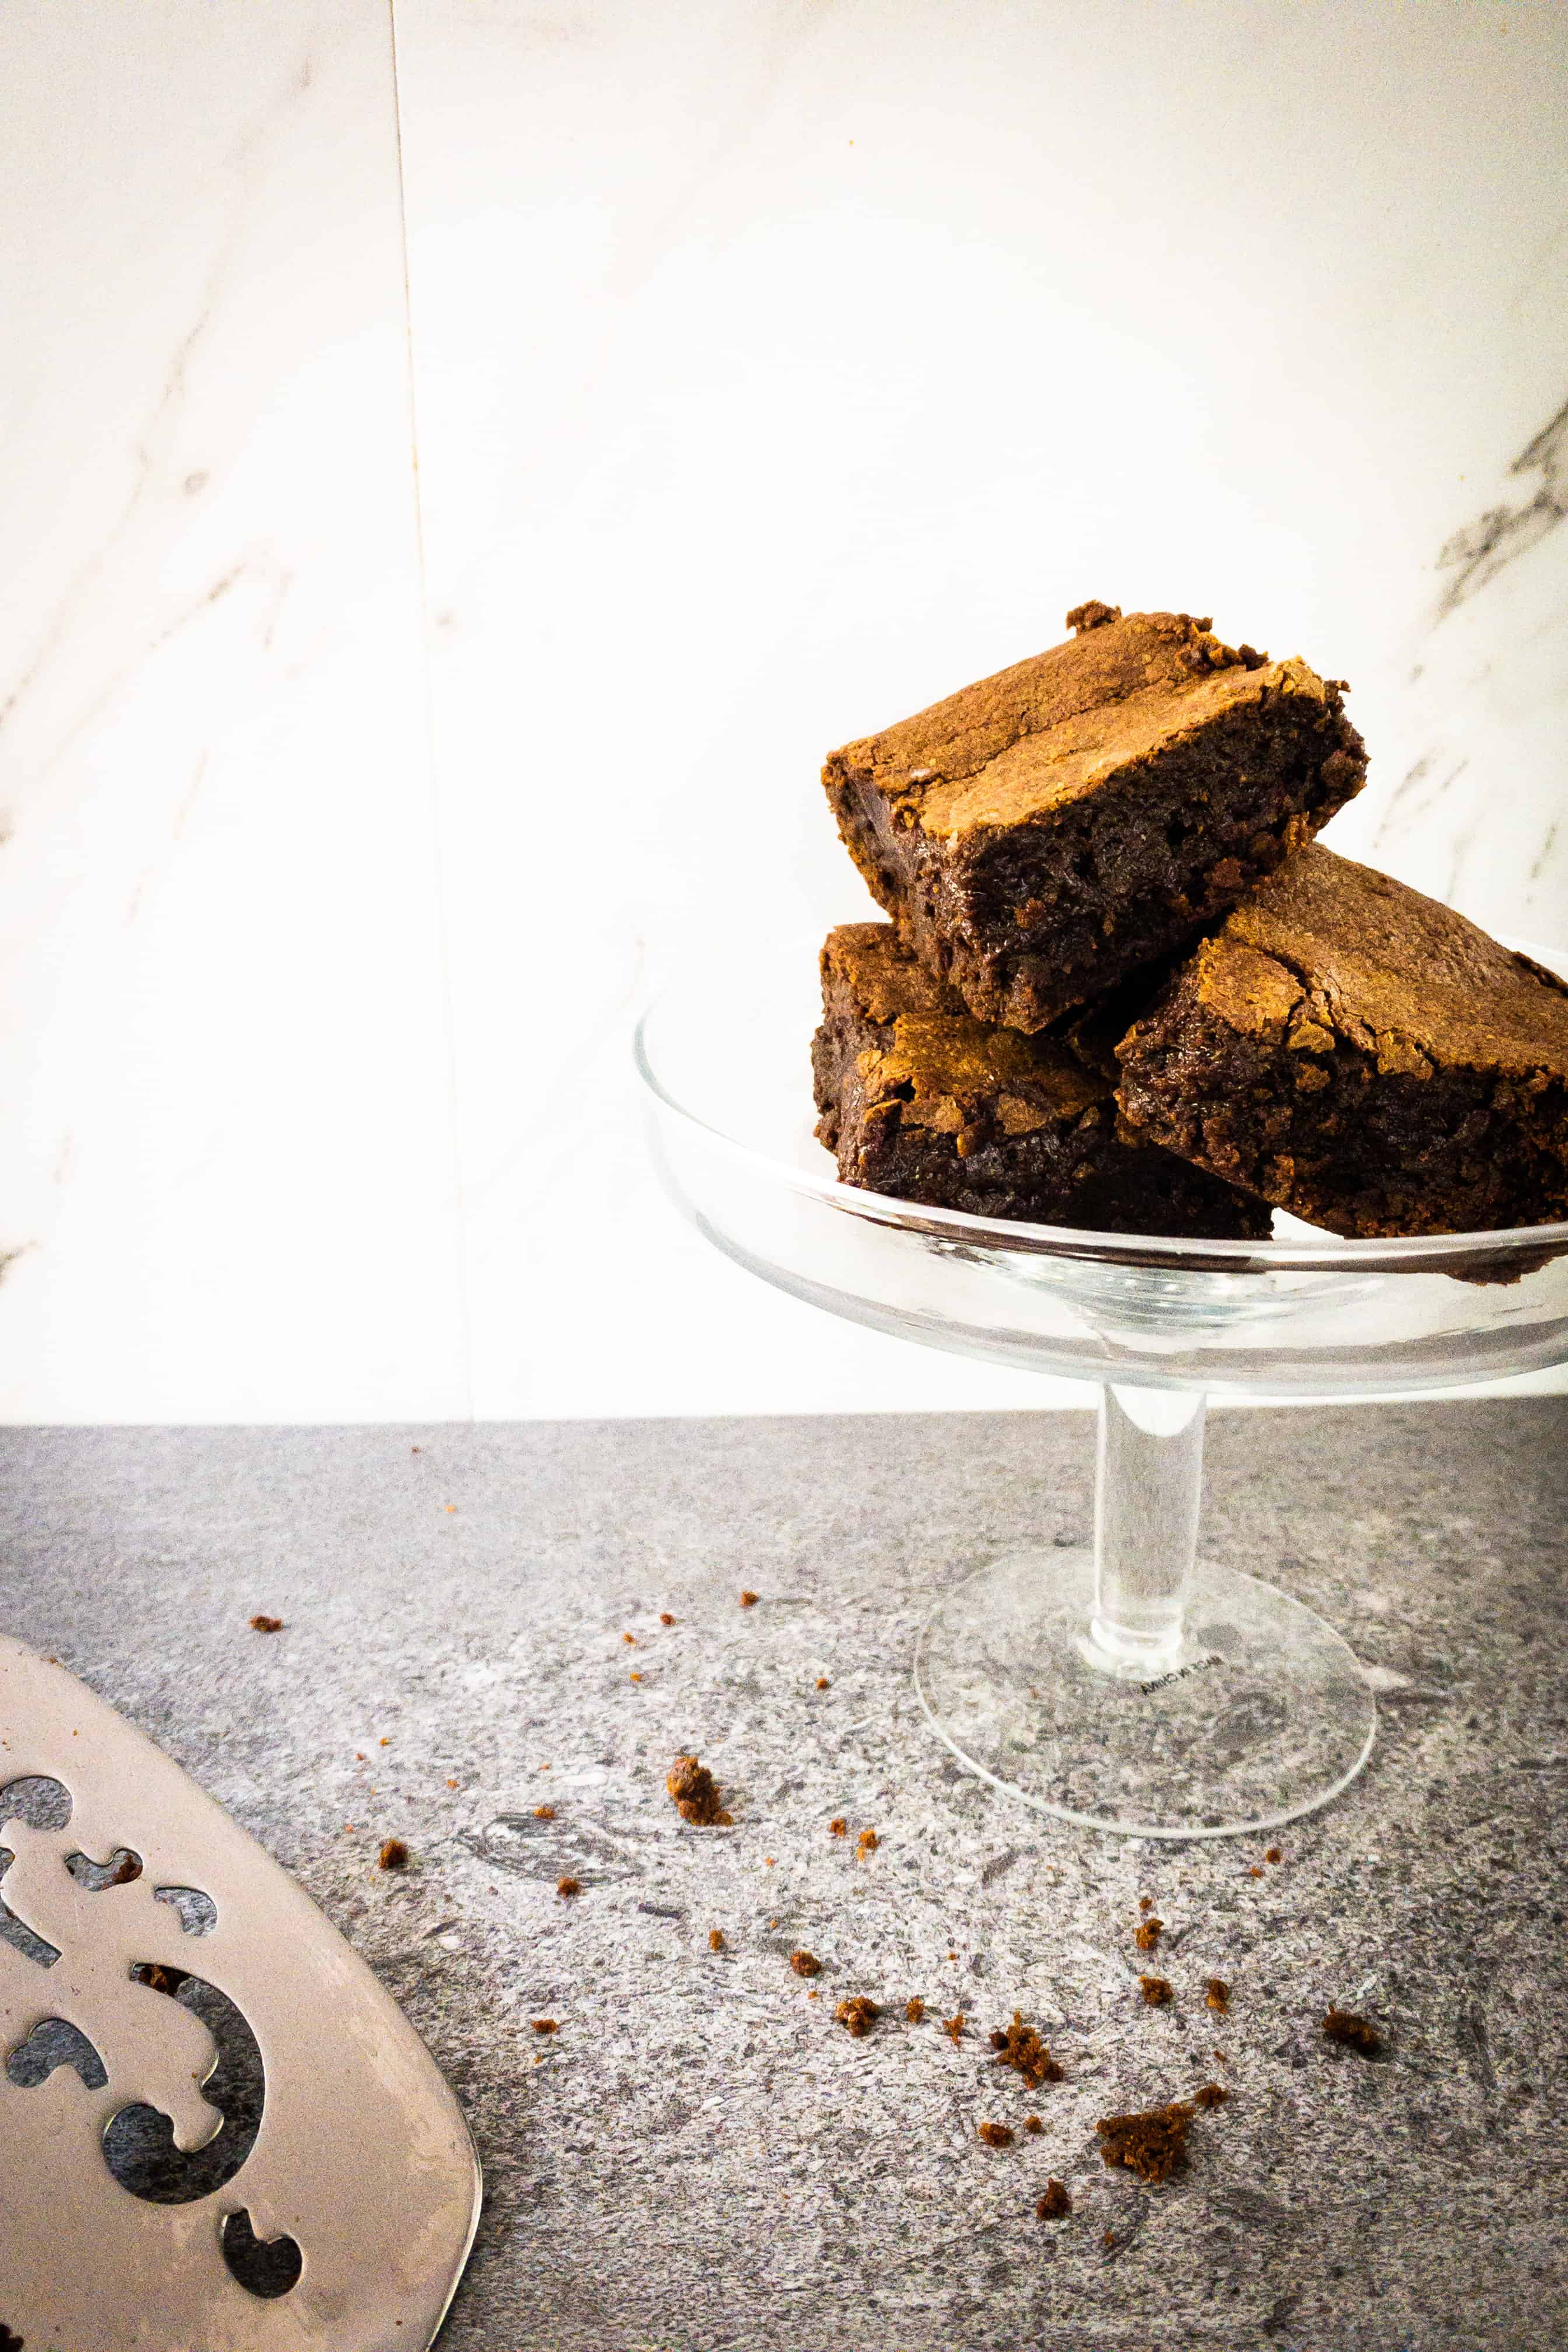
top-left (943, 2013), bottom-right (966, 2045)
top-left (1249, 1864), bottom-right (1265, 1877)
top-left (1037, 2179), bottom-right (1071, 2218)
top-left (1194, 2082), bottom-right (1228, 2109)
top-left (905, 1997), bottom-right (925, 2024)
top-left (531, 2018), bottom-right (558, 2035)
top-left (622, 1632), bottom-right (636, 1645)
top-left (1138, 1976), bottom-right (1172, 2007)
top-left (446, 1777), bottom-right (458, 1788)
top-left (355, 1752), bottom-right (365, 1760)
top-left (377, 1839), bottom-right (410, 1873)
top-left (816, 1677), bottom-right (830, 1690)
top-left (807, 1989), bottom-right (818, 2000)
top-left (444, 1503), bottom-right (456, 1514)
top-left (790, 1949), bottom-right (822, 1978)
top-left (629, 1671), bottom-right (642, 1682)
top-left (764, 1856), bottom-right (775, 1867)
top-left (709, 1929), bottom-right (725, 1951)
top-left (1097, 2101), bottom-right (1194, 2184)
top-left (556, 1875), bottom-right (581, 1899)
top-left (1135, 1916), bottom-right (1163, 1951)
top-left (739, 1590), bottom-right (759, 1608)
top-left (1138, 1895), bottom-right (1154, 1913)
top-left (977, 2122), bottom-right (1014, 2148)
top-left (139, 1961), bottom-right (186, 1996)
top-left (835, 1996), bottom-right (878, 2038)
top-left (1102, 2228), bottom-right (1116, 2249)
top-left (411, 1444), bottom-right (421, 1452)
top-left (1265, 1846), bottom-right (1282, 1864)
top-left (379, 1737), bottom-right (390, 1747)
top-left (991, 2011), bottom-right (1064, 2089)
top-left (533, 1804), bottom-right (556, 1819)
top-left (666, 1754), bottom-right (732, 1827)
top-left (1024, 2113), bottom-right (1044, 2136)
top-left (659, 1611), bottom-right (676, 1626)
top-left (249, 1614), bottom-right (283, 1633)
top-left (1066, 598), bottom-right (1122, 635)
top-left (856, 1828), bottom-right (879, 1854)
top-left (828, 1817), bottom-right (848, 1838)
top-left (1322, 2007), bottom-right (1383, 2055)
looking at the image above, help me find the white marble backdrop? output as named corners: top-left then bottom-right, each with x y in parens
top-left (2, 0), bottom-right (1566, 1420)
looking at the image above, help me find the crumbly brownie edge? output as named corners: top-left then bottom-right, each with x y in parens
top-left (811, 960), bottom-right (1270, 1238)
top-left (1118, 971), bottom-right (1568, 1238)
top-left (830, 677), bottom-right (1366, 1032)
top-left (944, 685), bottom-right (1365, 1029)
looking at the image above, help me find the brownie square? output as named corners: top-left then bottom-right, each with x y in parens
top-left (812, 924), bottom-right (1272, 1239)
top-left (822, 601), bottom-right (1367, 1033)
top-left (1115, 844), bottom-right (1568, 1237)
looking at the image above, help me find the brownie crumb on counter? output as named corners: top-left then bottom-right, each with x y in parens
top-left (1322, 2007), bottom-right (1384, 2054)
top-left (790, 1950), bottom-right (822, 1979)
top-left (1037, 2179), bottom-right (1072, 2219)
top-left (1194, 2082), bottom-right (1228, 2109)
top-left (829, 1817), bottom-right (848, 1838)
top-left (943, 2013), bottom-right (967, 2045)
top-left (1097, 2101), bottom-right (1194, 2184)
top-left (660, 1611), bottom-right (676, 1625)
top-left (991, 2011), bottom-right (1065, 2088)
top-left (856, 1828), bottom-right (879, 1855)
top-left (377, 1838), bottom-right (409, 1872)
top-left (709, 1929), bottom-right (725, 1951)
top-left (666, 1754), bottom-right (733, 1827)
top-left (531, 2018), bottom-right (558, 2035)
top-left (533, 1804), bottom-right (556, 1819)
top-left (977, 2122), bottom-right (1015, 2148)
top-left (1138, 1896), bottom-right (1154, 1914)
top-left (1265, 1846), bottom-right (1283, 1864)
top-left (816, 1676), bottom-right (830, 1689)
top-left (835, 1997), bottom-right (879, 2038)
top-left (1138, 1976), bottom-right (1173, 2007)
top-left (249, 1614), bottom-right (284, 1633)
top-left (739, 1590), bottom-right (759, 1608)
top-left (556, 1876), bottom-right (581, 1899)
top-left (1135, 1916), bottom-right (1163, 1951)
top-left (1023, 2114), bottom-right (1044, 2136)
top-left (822, 607), bottom-right (1365, 1033)
top-left (906, 1997), bottom-right (925, 2023)
top-left (1205, 1978), bottom-right (1231, 2015)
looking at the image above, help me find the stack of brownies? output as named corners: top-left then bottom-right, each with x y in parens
top-left (810, 601), bottom-right (1568, 1240)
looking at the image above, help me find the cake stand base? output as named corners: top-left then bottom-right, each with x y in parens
top-left (914, 1549), bottom-right (1376, 1839)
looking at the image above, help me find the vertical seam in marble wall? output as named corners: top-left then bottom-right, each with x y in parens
top-left (388, 0), bottom-right (475, 1418)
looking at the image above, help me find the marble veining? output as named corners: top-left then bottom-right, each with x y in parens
top-left (1433, 389), bottom-right (1568, 620)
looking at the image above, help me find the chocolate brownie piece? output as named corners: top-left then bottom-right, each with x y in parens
top-left (1116, 844), bottom-right (1568, 1237)
top-left (812, 925), bottom-right (1270, 1238)
top-left (822, 603), bottom-right (1367, 1032)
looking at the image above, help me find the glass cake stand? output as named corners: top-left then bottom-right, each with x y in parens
top-left (634, 945), bottom-right (1568, 1839)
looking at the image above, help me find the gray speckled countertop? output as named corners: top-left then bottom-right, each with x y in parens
top-left (3, 1405), bottom-right (1566, 2352)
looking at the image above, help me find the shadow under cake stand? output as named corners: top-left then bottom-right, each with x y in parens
top-left (635, 950), bottom-right (1568, 1839)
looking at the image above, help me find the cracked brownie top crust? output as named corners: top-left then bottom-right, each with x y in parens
top-left (822, 604), bottom-right (1367, 1033)
top-left (1116, 844), bottom-right (1568, 1238)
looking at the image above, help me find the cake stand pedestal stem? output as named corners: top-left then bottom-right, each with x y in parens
top-left (1087, 1385), bottom-right (1206, 1678)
